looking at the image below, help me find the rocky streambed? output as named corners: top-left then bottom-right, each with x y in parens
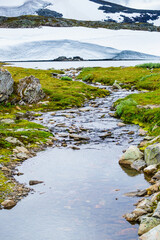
top-left (0, 82), bottom-right (156, 240)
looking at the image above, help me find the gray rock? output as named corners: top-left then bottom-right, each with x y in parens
top-left (29, 180), bottom-right (44, 186)
top-left (138, 216), bottom-right (160, 236)
top-left (0, 69), bottom-right (14, 102)
top-left (124, 208), bottom-right (147, 222)
top-left (13, 146), bottom-right (30, 159)
top-left (124, 189), bottom-right (147, 197)
top-left (69, 134), bottom-right (90, 141)
top-left (131, 160), bottom-right (146, 171)
top-left (5, 137), bottom-right (23, 146)
top-left (1, 200), bottom-right (16, 209)
top-left (137, 199), bottom-right (153, 211)
top-left (17, 75), bottom-right (45, 104)
top-left (152, 171), bottom-right (160, 181)
top-left (139, 225), bottom-right (160, 240)
top-left (145, 144), bottom-right (160, 166)
top-left (113, 80), bottom-right (121, 90)
top-left (153, 202), bottom-right (160, 218)
top-left (0, 118), bottom-right (15, 124)
top-left (139, 128), bottom-right (147, 136)
top-left (119, 145), bottom-right (144, 167)
top-left (143, 165), bottom-right (157, 175)
top-left (117, 122), bottom-right (126, 127)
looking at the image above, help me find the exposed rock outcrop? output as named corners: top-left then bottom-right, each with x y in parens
top-left (0, 68), bottom-right (14, 102)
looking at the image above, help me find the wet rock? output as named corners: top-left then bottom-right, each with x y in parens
top-left (144, 144), bottom-right (160, 166)
top-left (29, 180), bottom-right (44, 186)
top-left (124, 189), bottom-right (147, 197)
top-left (138, 216), bottom-right (160, 236)
top-left (5, 137), bottom-right (23, 146)
top-left (124, 208), bottom-right (147, 222)
top-left (139, 128), bottom-right (147, 136)
top-left (99, 132), bottom-right (112, 139)
top-left (151, 192), bottom-right (160, 202)
top-left (153, 202), bottom-right (160, 218)
top-left (13, 146), bottom-right (30, 160)
top-left (152, 171), bottom-right (160, 181)
top-left (119, 145), bottom-right (144, 167)
top-left (117, 122), bottom-right (126, 127)
top-left (64, 114), bottom-right (74, 119)
top-left (0, 69), bottom-right (14, 102)
top-left (69, 134), bottom-right (90, 141)
top-left (1, 199), bottom-right (16, 209)
top-left (1, 167), bottom-right (10, 172)
top-left (113, 80), bottom-right (121, 90)
top-left (109, 112), bottom-right (116, 117)
top-left (79, 108), bottom-right (90, 112)
top-left (70, 146), bottom-right (80, 150)
top-left (131, 160), bottom-right (146, 171)
top-left (143, 165), bottom-right (157, 175)
top-left (139, 225), bottom-right (160, 240)
top-left (0, 118), bottom-right (15, 124)
top-left (137, 199), bottom-right (153, 212)
top-left (17, 75), bottom-right (45, 104)
top-left (146, 181), bottom-right (160, 195)
top-left (128, 131), bottom-right (134, 135)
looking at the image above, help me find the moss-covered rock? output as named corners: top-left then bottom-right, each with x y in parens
top-left (145, 144), bottom-right (160, 166)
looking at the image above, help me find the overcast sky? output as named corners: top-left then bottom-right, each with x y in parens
top-left (107, 0), bottom-right (160, 9)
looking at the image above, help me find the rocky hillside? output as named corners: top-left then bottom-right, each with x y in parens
top-left (0, 0), bottom-right (160, 26)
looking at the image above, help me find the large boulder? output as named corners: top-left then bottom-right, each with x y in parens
top-left (144, 144), bottom-right (160, 166)
top-left (17, 75), bottom-right (45, 104)
top-left (138, 216), bottom-right (160, 236)
top-left (0, 69), bottom-right (14, 102)
top-left (139, 225), bottom-right (160, 240)
top-left (119, 145), bottom-right (144, 169)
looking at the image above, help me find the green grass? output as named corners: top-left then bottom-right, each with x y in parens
top-left (60, 76), bottom-right (72, 81)
top-left (77, 66), bottom-right (160, 90)
top-left (0, 172), bottom-right (14, 203)
top-left (136, 63), bottom-right (160, 69)
top-left (3, 66), bottom-right (109, 112)
top-left (78, 65), bottom-right (160, 138)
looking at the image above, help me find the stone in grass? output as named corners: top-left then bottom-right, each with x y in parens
top-left (5, 137), bottom-right (23, 146)
top-left (17, 75), bottom-right (45, 104)
top-left (144, 144), bottom-right (160, 166)
top-left (139, 225), bottom-right (160, 240)
top-left (0, 69), bottom-right (14, 102)
top-left (1, 200), bottom-right (16, 209)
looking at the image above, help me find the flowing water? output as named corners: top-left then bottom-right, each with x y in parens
top-left (0, 87), bottom-right (150, 240)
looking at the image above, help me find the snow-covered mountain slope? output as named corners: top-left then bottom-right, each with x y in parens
top-left (0, 39), bottom-right (159, 61)
top-left (0, 0), bottom-right (160, 25)
top-left (0, 27), bottom-right (159, 56)
top-left (0, 27), bottom-right (159, 61)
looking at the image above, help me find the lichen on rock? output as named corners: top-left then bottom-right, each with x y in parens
top-left (17, 75), bottom-right (45, 104)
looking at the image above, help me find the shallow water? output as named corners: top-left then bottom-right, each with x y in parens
top-left (9, 59), bottom-right (160, 70)
top-left (0, 88), bottom-right (150, 240)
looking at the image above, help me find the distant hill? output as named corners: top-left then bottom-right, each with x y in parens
top-left (0, 0), bottom-right (160, 26)
top-left (0, 39), bottom-right (159, 61)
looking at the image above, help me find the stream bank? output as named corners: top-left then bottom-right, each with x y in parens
top-left (0, 85), bottom-right (151, 240)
